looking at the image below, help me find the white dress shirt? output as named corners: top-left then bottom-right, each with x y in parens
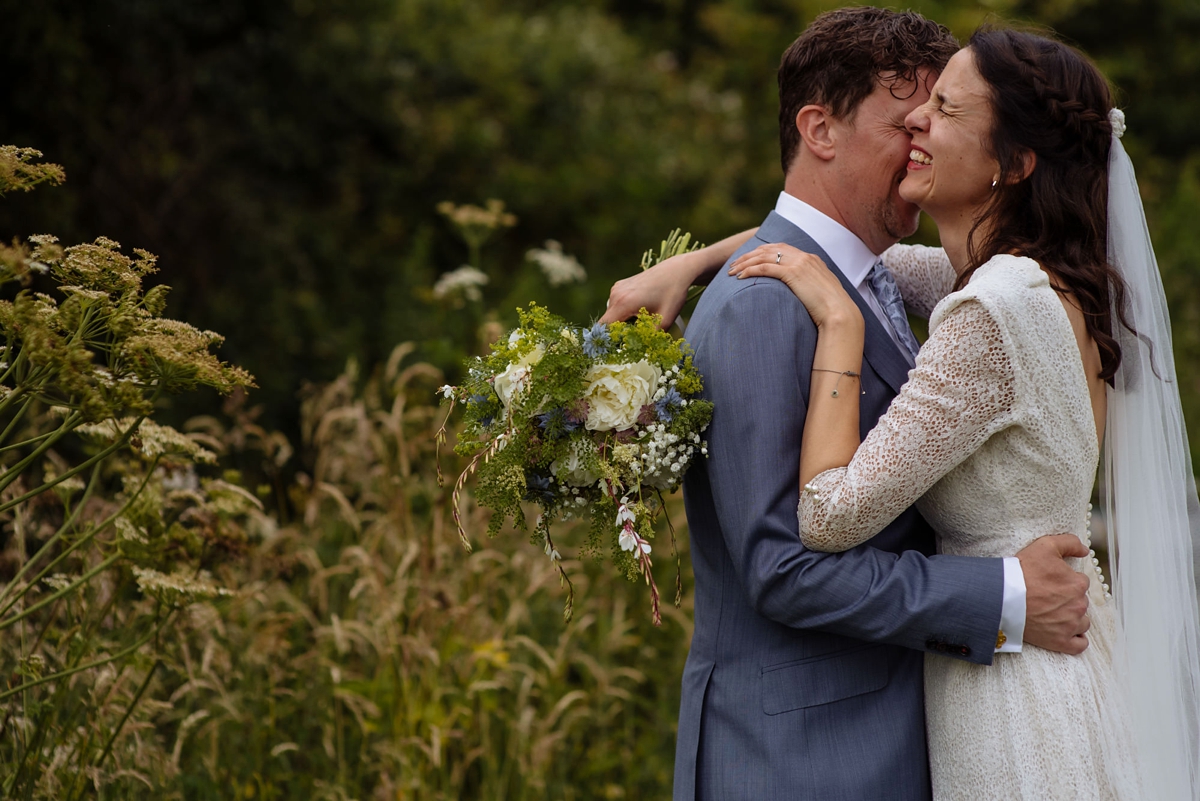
top-left (773, 191), bottom-right (1026, 653)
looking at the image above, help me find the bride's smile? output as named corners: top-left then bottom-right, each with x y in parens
top-left (898, 48), bottom-right (1003, 230)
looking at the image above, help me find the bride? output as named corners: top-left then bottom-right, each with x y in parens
top-left (606, 28), bottom-right (1200, 799)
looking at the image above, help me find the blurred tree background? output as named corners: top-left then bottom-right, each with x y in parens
top-left (3, 0), bottom-right (1200, 796)
top-left (6, 0), bottom-right (1199, 446)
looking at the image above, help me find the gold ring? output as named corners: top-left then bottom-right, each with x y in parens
top-left (775, 251), bottom-right (782, 264)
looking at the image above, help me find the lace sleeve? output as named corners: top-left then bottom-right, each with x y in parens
top-left (798, 298), bottom-right (1020, 552)
top-left (881, 243), bottom-right (957, 319)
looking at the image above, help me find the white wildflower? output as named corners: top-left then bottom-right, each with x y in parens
top-left (61, 286), bottom-right (111, 301)
top-left (42, 574), bottom-right (74, 592)
top-left (493, 345), bottom-right (544, 410)
top-left (619, 529), bottom-right (639, 552)
top-left (432, 265), bottom-right (489, 302)
top-left (439, 384), bottom-right (455, 399)
top-left (159, 464), bottom-right (200, 493)
top-left (616, 499), bottom-right (636, 527)
top-left (115, 517), bottom-right (149, 544)
top-left (618, 526), bottom-right (652, 555)
top-left (527, 240), bottom-right (586, 286)
top-left (77, 419), bottom-right (217, 464)
top-left (132, 566), bottom-right (232, 605)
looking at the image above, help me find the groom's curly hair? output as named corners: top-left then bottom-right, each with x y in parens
top-left (778, 7), bottom-right (958, 174)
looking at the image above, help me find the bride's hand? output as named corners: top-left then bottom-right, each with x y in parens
top-left (729, 243), bottom-right (862, 329)
top-left (599, 252), bottom-right (696, 328)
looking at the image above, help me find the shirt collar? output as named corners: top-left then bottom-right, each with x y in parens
top-left (773, 192), bottom-right (879, 286)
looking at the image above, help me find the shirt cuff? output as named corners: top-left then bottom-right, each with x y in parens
top-left (996, 556), bottom-right (1026, 653)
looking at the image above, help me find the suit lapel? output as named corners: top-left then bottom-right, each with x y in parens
top-left (755, 212), bottom-right (913, 396)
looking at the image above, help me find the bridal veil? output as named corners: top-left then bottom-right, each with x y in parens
top-left (1103, 108), bottom-right (1200, 799)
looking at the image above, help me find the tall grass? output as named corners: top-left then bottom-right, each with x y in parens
top-left (168, 345), bottom-right (692, 799)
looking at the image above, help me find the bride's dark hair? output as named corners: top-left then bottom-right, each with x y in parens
top-left (961, 27), bottom-right (1131, 380)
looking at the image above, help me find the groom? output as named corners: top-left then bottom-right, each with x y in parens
top-left (667, 8), bottom-right (1092, 800)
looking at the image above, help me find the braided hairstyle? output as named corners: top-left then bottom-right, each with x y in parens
top-left (961, 27), bottom-right (1131, 380)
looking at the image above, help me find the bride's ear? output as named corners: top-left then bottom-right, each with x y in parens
top-left (995, 150), bottom-right (1036, 187)
top-left (796, 105), bottom-right (837, 161)
top-left (1014, 149), bottom-right (1036, 183)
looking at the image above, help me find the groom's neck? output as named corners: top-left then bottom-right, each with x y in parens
top-left (782, 170), bottom-right (877, 251)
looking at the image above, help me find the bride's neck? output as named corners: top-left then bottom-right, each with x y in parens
top-left (930, 205), bottom-right (994, 278)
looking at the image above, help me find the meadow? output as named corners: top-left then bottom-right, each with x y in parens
top-left (3, 1), bottom-right (1197, 796)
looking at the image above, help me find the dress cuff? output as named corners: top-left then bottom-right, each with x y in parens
top-left (996, 556), bottom-right (1026, 653)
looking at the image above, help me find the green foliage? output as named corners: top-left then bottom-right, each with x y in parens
top-left (156, 347), bottom-right (693, 799)
top-left (0, 152), bottom-right (258, 798)
top-left (0, 0), bottom-right (752, 426)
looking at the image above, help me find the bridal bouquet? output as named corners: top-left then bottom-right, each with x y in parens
top-left (438, 296), bottom-right (713, 625)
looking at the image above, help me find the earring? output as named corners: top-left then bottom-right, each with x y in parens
top-left (991, 178), bottom-right (998, 189)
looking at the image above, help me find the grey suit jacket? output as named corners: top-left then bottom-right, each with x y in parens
top-left (674, 212), bottom-right (1005, 801)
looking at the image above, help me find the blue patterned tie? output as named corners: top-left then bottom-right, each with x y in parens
top-left (867, 259), bottom-right (921, 363)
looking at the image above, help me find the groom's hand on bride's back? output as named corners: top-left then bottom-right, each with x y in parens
top-left (1018, 534), bottom-right (1093, 655)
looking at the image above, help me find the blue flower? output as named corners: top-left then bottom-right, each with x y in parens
top-left (536, 407), bottom-right (580, 440)
top-left (468, 392), bottom-right (497, 429)
top-left (524, 473), bottom-right (556, 504)
top-left (655, 387), bottom-right (683, 423)
top-left (583, 323), bottom-right (611, 358)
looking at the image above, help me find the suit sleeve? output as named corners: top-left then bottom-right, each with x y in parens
top-left (700, 278), bottom-right (1004, 664)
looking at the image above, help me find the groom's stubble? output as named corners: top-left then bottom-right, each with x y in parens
top-left (810, 72), bottom-right (934, 254)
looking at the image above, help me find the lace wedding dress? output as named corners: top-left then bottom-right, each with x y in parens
top-left (798, 247), bottom-right (1146, 799)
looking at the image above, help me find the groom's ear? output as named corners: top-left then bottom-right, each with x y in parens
top-left (796, 104), bottom-right (837, 162)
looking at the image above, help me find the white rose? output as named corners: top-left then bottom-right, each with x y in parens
top-left (550, 439), bottom-right (600, 487)
top-left (581, 360), bottom-right (661, 432)
top-left (493, 344), bottom-right (545, 410)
